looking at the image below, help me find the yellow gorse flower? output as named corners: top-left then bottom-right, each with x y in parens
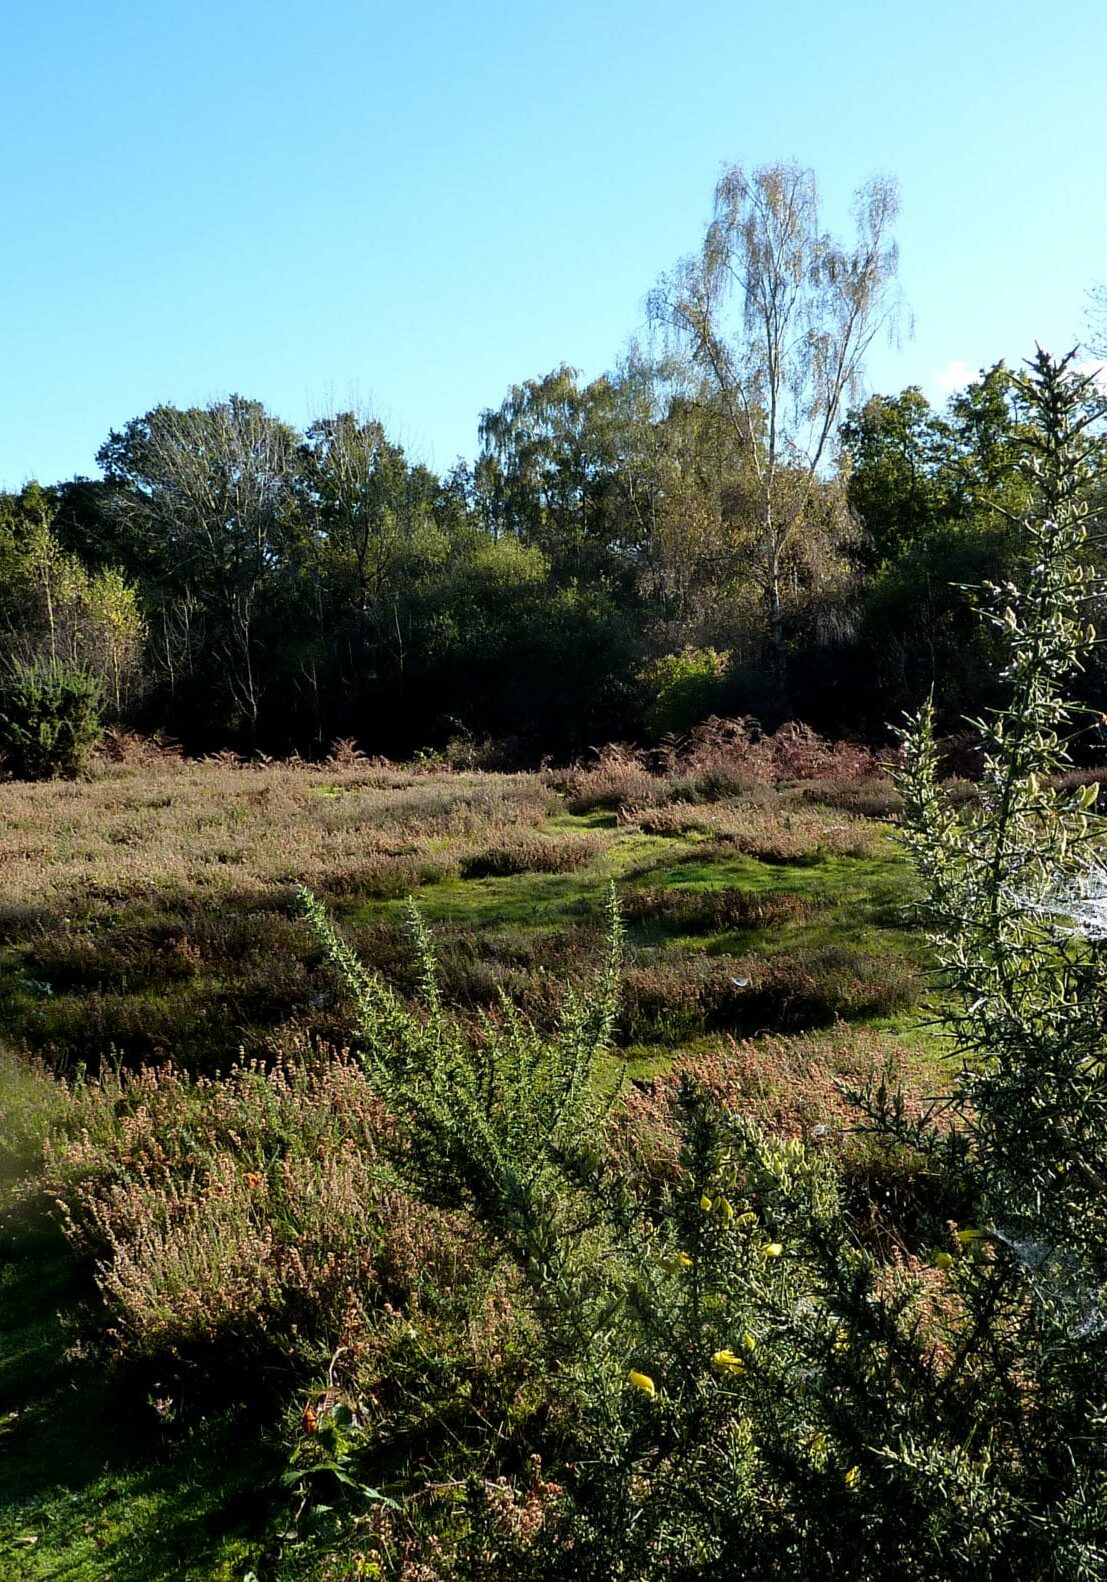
top-left (711, 1349), bottom-right (746, 1374)
top-left (844, 1465), bottom-right (860, 1488)
top-left (627, 1370), bottom-right (656, 1397)
top-left (761, 1242), bottom-right (783, 1259)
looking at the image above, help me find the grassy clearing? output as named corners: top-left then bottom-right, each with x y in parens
top-left (0, 755), bottom-right (939, 1579)
top-left (0, 759), bottom-right (923, 1073)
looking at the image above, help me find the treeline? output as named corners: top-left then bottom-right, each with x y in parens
top-left (3, 162), bottom-right (1105, 761)
top-left (2, 359), bottom-right (1098, 762)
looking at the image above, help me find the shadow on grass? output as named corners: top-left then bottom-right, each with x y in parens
top-left (0, 886), bottom-right (323, 1075)
top-left (0, 1227), bottom-right (285, 1582)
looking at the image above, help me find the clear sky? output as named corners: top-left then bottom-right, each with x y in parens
top-left (2, 0), bottom-right (1104, 490)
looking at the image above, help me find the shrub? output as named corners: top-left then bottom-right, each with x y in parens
top-left (642, 646), bottom-right (731, 739)
top-left (36, 1048), bottom-right (479, 1371)
top-left (562, 746), bottom-right (662, 813)
top-left (625, 797), bottom-right (883, 860)
top-left (459, 832), bottom-right (604, 878)
top-left (619, 945), bottom-right (917, 1043)
top-left (620, 884), bottom-right (818, 933)
top-left (799, 775), bottom-right (904, 818)
top-left (0, 657), bottom-right (104, 778)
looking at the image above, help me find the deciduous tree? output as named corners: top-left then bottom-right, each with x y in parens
top-left (651, 161), bottom-right (902, 684)
top-left (98, 396), bottom-right (299, 737)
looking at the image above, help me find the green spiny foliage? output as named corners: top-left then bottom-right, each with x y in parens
top-left (0, 657), bottom-right (104, 779)
top-left (899, 346), bottom-right (1107, 1269)
top-left (297, 883), bottom-right (626, 1361)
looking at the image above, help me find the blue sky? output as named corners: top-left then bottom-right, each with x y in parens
top-left (1, 0), bottom-right (1104, 489)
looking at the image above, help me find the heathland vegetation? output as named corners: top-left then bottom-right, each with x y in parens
top-left (4, 162), bottom-right (1107, 1579)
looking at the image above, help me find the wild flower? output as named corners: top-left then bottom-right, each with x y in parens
top-left (711, 1349), bottom-right (745, 1374)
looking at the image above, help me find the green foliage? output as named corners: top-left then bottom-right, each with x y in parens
top-left (22, 337), bottom-right (1100, 759)
top-left (642, 645), bottom-right (730, 738)
top-left (0, 658), bottom-right (104, 779)
top-left (298, 885), bottom-right (624, 1359)
top-left (840, 385), bottom-right (958, 569)
top-left (0, 483), bottom-right (146, 713)
top-left (899, 348), bottom-right (1107, 1267)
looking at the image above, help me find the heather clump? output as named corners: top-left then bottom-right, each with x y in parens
top-left (608, 1028), bottom-right (948, 1221)
top-left (36, 1048), bottom-right (480, 1373)
top-left (562, 717), bottom-right (891, 816)
top-left (623, 794), bottom-right (886, 859)
top-left (0, 762), bottom-right (555, 914)
top-left (620, 883), bottom-right (820, 932)
top-left (458, 830), bottom-right (607, 878)
top-left (561, 745), bottom-right (662, 813)
top-left (619, 943), bottom-right (917, 1043)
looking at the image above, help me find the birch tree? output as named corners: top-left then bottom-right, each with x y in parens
top-left (651, 161), bottom-right (902, 682)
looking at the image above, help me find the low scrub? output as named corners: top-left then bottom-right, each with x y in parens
top-left (459, 831), bottom-right (605, 878)
top-left (621, 885), bottom-right (820, 933)
top-left (799, 776), bottom-right (904, 818)
top-left (562, 747), bottom-right (663, 813)
top-left (563, 719), bottom-right (893, 814)
top-left (621, 945), bottom-right (918, 1043)
top-left (625, 798), bottom-right (884, 861)
top-left (35, 1047), bottom-right (479, 1374)
top-left (609, 1026), bottom-right (944, 1191)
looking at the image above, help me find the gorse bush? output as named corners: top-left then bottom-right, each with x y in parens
top-left (0, 657), bottom-right (103, 778)
top-left (297, 886), bottom-right (624, 1357)
top-left (642, 645), bottom-right (731, 739)
top-left (293, 352), bottom-right (1107, 1579)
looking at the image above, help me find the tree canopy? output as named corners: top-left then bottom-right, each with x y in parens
top-left (4, 161), bottom-right (1105, 761)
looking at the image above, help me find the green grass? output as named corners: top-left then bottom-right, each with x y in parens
top-left (0, 1222), bottom-right (285, 1581)
top-left (354, 828), bottom-right (920, 976)
top-left (350, 825), bottom-right (928, 1060)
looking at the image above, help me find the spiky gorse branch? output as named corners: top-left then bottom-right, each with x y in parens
top-left (298, 884), bottom-right (626, 1362)
top-left (899, 347), bottom-right (1107, 1271)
